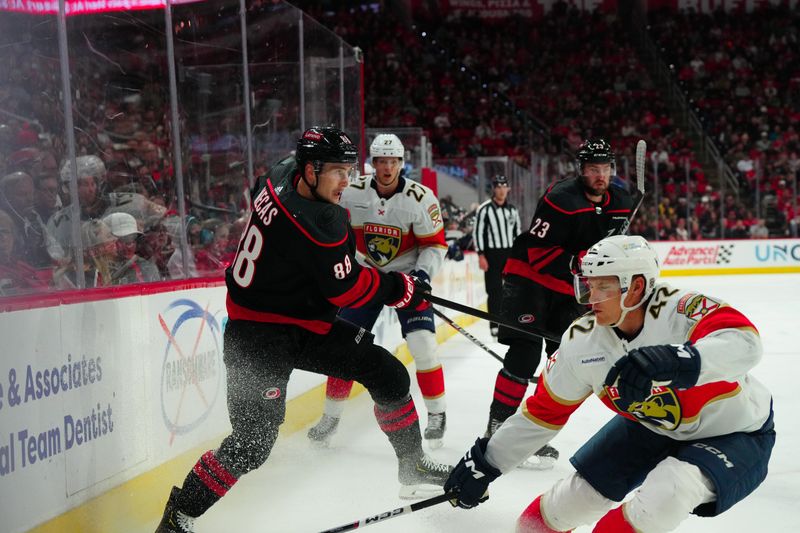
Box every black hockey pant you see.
[490,275,586,423]
[176,318,420,517]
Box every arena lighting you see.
[0,0,203,16]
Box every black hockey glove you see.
[604,342,701,403]
[388,272,431,311]
[445,437,502,510]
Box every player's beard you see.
[582,176,608,198]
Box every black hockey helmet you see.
[491,174,509,186]
[296,126,358,171]
[576,138,615,170]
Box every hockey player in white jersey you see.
[308,133,450,451]
[445,235,776,532]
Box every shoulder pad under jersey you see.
[291,200,349,245]
[543,178,588,212]
[262,157,349,245]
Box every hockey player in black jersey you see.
[484,139,636,468]
[156,127,452,533]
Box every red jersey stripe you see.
[504,258,574,294]
[415,228,447,247]
[226,295,332,334]
[678,382,742,421]
[688,306,758,343]
[522,375,587,428]
[328,267,377,308]
[348,267,381,308]
[527,246,560,266]
[543,190,610,214]
[269,178,348,248]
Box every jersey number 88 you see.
[232,224,264,287]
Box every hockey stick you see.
[318,492,456,533]
[423,293,560,343]
[621,139,647,235]
[434,307,541,383]
[433,307,505,364]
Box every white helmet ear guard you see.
[370,133,405,161]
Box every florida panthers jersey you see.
[485,282,773,473]
[341,175,447,277]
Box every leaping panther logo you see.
[607,385,683,430]
[364,223,402,266]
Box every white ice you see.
[188,274,800,532]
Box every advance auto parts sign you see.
[159,299,224,444]
[652,239,800,274]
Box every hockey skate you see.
[398,452,453,499]
[484,417,503,439]
[307,414,340,448]
[519,444,560,470]
[423,412,446,449]
[155,487,196,533]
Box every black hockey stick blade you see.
[318,492,456,533]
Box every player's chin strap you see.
[300,161,327,202]
[609,289,651,327]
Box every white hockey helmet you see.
[370,133,405,162]
[575,235,660,323]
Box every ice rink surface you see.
[185,274,799,533]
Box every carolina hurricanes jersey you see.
[341,175,447,277]
[503,177,634,295]
[225,157,405,335]
[485,282,773,473]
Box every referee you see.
[474,175,521,336]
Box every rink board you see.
[0,255,483,533]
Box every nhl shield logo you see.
[364,223,402,266]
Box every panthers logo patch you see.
[607,385,682,430]
[364,223,402,266]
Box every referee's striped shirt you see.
[474,199,521,252]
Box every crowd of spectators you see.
[0,6,274,297]
[2,2,799,299]
[648,6,800,238]
[300,2,715,237]
[300,1,799,241]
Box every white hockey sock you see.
[323,397,347,419]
